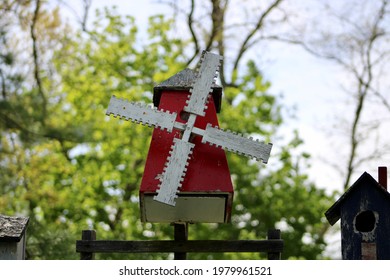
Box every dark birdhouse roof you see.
[153,68,223,113]
[325,172,390,225]
[0,215,29,242]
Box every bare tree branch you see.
[342,0,388,190]
[232,0,284,74]
[56,0,92,32]
[30,0,47,122]
[81,0,92,32]
[271,0,389,190]
[372,89,390,112]
[216,1,228,88]
[0,111,61,142]
[0,68,6,99]
[185,0,199,66]
[207,0,230,87]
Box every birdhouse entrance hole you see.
[355,210,376,233]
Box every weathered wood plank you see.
[76,239,283,254]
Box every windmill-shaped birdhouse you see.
[106,51,272,223]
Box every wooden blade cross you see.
[106,51,272,206]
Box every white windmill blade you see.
[154,138,195,206]
[202,124,272,164]
[106,95,177,132]
[184,51,223,116]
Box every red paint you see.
[139,90,234,222]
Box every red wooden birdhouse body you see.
[139,69,234,223]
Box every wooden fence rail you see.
[76,226,283,260]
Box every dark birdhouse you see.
[0,215,29,260]
[325,167,390,260]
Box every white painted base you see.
[140,194,231,223]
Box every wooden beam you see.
[76,239,283,254]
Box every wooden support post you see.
[80,230,96,260]
[267,229,281,260]
[174,223,188,260]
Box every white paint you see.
[142,195,228,223]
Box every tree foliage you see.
[0,2,334,259]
